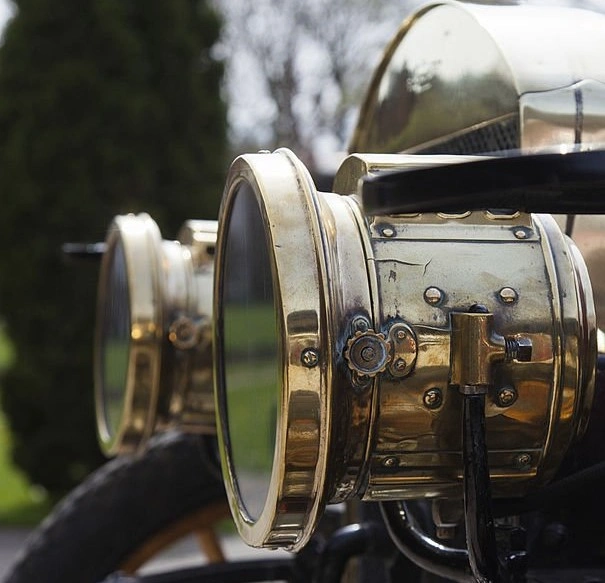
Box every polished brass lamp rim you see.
[95,213,164,456]
[214,149,333,551]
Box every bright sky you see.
[0,0,13,37]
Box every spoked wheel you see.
[118,501,231,573]
[4,431,231,583]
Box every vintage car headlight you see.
[95,213,216,455]
[213,148,596,550]
[211,0,604,557]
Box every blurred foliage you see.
[0,0,227,497]
[0,413,51,525]
[217,0,403,168]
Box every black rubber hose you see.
[380,501,473,583]
[313,522,393,583]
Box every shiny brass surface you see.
[345,330,391,377]
[345,0,603,504]
[520,80,605,150]
[214,150,596,547]
[350,1,605,154]
[95,214,216,456]
[450,312,507,390]
[387,323,417,378]
[215,0,604,551]
[450,311,533,392]
[95,214,163,455]
[169,220,217,434]
[214,149,377,550]
[554,214,605,331]
[349,1,605,331]
[363,209,594,500]
[332,153,481,196]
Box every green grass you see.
[223,303,278,353]
[225,368,278,473]
[101,339,129,436]
[0,324,52,526]
[223,302,279,473]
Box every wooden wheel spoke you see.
[120,501,231,573]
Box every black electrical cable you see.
[463,393,501,583]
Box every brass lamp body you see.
[213,149,596,550]
[95,214,216,455]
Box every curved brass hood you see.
[350,1,605,154]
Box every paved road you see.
[0,528,31,580]
[0,527,289,581]
[142,534,289,576]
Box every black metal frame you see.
[362,149,605,216]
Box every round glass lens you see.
[221,182,279,521]
[100,239,131,439]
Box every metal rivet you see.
[423,388,443,409]
[496,386,518,407]
[514,453,532,469]
[396,330,407,341]
[301,348,319,368]
[499,287,518,304]
[394,358,407,372]
[514,229,528,240]
[424,287,443,305]
[383,457,398,468]
[381,226,395,237]
[168,316,202,350]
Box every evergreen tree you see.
[0,0,226,496]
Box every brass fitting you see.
[450,308,532,393]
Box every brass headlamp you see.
[95,214,216,455]
[213,148,596,550]
[210,3,605,549]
